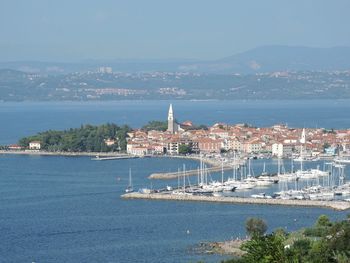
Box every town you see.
[126,104,349,159]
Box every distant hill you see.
[1,46,350,74]
[181,46,350,73]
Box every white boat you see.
[278,173,297,180]
[251,193,272,199]
[256,175,278,184]
[244,176,274,186]
[125,168,134,193]
[139,188,152,194]
[334,158,350,164]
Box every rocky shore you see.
[194,239,246,257]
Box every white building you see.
[98,66,113,74]
[29,141,41,150]
[272,143,283,157]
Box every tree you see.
[141,120,167,131]
[241,232,286,263]
[245,217,267,237]
[18,123,131,152]
[178,144,192,155]
[316,215,332,227]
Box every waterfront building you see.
[196,137,223,153]
[29,141,41,150]
[272,143,284,157]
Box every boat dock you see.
[148,165,232,179]
[121,192,350,211]
[91,155,141,161]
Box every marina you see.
[129,152,350,209]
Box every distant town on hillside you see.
[1,69,350,101]
[2,46,350,101]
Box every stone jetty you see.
[121,192,350,211]
[149,166,233,179]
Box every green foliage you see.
[304,215,333,237]
[245,218,267,237]
[316,215,332,227]
[222,216,350,263]
[18,123,131,152]
[142,120,168,131]
[285,238,311,262]
[241,232,286,263]
[178,144,193,155]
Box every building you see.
[8,144,22,150]
[167,104,179,134]
[104,138,116,146]
[196,137,223,153]
[29,141,41,150]
[98,66,113,74]
[272,143,283,157]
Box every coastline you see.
[194,240,246,257]
[0,150,131,157]
[0,150,219,166]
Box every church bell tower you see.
[167,104,178,133]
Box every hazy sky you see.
[1,0,350,61]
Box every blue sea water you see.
[0,100,350,263]
[0,99,350,145]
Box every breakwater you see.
[121,192,350,211]
[148,165,233,179]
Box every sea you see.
[0,100,350,263]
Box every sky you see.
[1,0,350,62]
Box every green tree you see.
[245,217,267,237]
[142,120,168,131]
[316,215,332,227]
[178,144,192,155]
[241,232,286,263]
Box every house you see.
[29,141,41,150]
[8,144,22,150]
[128,146,148,156]
[243,139,262,154]
[196,138,223,153]
[104,138,116,146]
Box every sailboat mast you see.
[221,158,224,184]
[183,164,186,192]
[129,168,132,187]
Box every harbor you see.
[121,192,350,211]
[123,152,350,210]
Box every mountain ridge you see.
[1,45,350,74]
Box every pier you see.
[121,192,350,211]
[91,155,141,161]
[149,165,233,179]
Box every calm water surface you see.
[0,100,350,145]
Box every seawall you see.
[121,192,350,211]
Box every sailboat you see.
[125,168,134,193]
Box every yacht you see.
[125,168,134,193]
[251,192,272,199]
